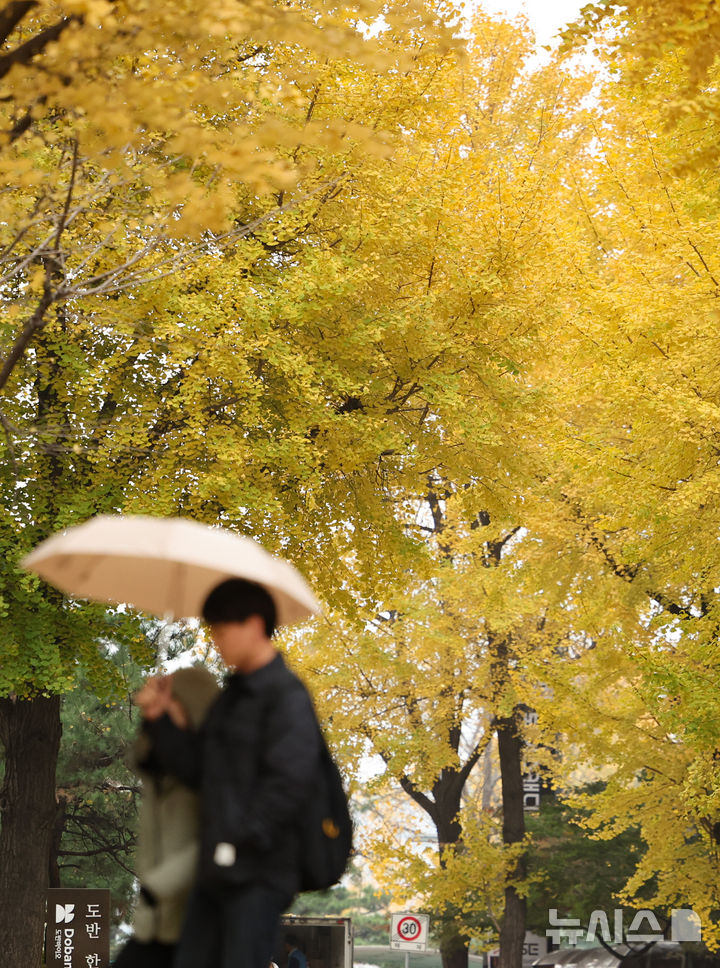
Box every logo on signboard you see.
[547,908,702,945]
[46,889,110,968]
[55,904,75,925]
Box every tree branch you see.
[0,0,36,46]
[561,494,704,619]
[398,772,437,820]
[457,731,493,788]
[0,15,78,81]
[0,289,56,394]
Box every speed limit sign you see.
[390,913,430,950]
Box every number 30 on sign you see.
[390,913,430,950]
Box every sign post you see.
[45,888,111,968]
[390,913,430,968]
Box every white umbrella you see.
[21,515,320,627]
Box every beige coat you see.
[130,665,219,944]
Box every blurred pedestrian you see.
[285,933,307,968]
[136,578,322,968]
[114,665,219,968]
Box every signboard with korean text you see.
[390,913,430,951]
[521,931,548,967]
[488,931,548,968]
[46,889,110,968]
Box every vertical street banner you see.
[520,706,553,813]
[521,707,541,812]
[46,888,111,968]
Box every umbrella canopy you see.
[21,515,320,627]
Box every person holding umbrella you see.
[135,576,322,968]
[23,516,324,968]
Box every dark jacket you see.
[145,654,321,898]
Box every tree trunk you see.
[49,793,68,889]
[439,930,471,968]
[496,711,527,968]
[0,694,63,968]
[435,780,470,968]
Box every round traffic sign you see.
[397,916,422,941]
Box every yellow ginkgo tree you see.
[523,44,720,946]
[0,6,463,964]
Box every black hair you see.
[201,578,277,637]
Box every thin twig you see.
[0,410,18,475]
